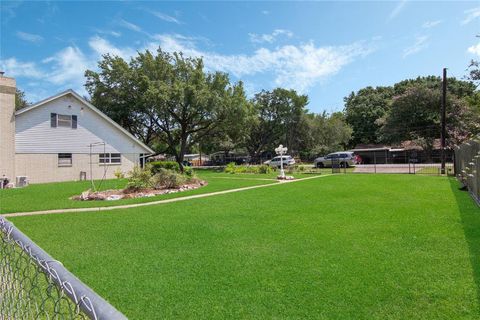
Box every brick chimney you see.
[0,72,16,181]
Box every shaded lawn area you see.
[0,172,278,214]
[7,174,480,319]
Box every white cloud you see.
[1,46,90,98]
[0,58,43,78]
[118,19,142,32]
[42,46,91,86]
[89,36,136,60]
[249,29,293,44]
[16,31,44,43]
[403,35,429,58]
[387,0,407,21]
[462,7,480,25]
[261,10,270,15]
[94,29,122,38]
[468,42,480,56]
[151,11,182,24]
[422,20,442,29]
[151,34,373,92]
[3,32,373,100]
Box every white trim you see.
[15,89,154,154]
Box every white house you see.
[0,75,154,184]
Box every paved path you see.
[2,174,331,218]
[208,176,278,181]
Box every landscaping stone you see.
[71,181,208,201]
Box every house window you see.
[99,153,122,165]
[57,114,72,127]
[58,153,72,167]
[51,113,77,129]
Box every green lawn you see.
[6,174,480,319]
[0,171,279,213]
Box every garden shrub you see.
[224,162,236,174]
[149,161,180,174]
[257,164,273,174]
[152,168,186,189]
[183,166,195,177]
[225,163,275,174]
[235,166,248,174]
[127,166,153,190]
[114,168,125,179]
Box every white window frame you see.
[57,114,72,127]
[58,153,72,167]
[99,153,122,165]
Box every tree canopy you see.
[344,76,479,148]
[83,48,479,163]
[15,89,29,110]
[86,49,248,170]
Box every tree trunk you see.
[177,136,188,172]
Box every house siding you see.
[15,94,148,154]
[15,153,138,184]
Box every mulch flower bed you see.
[71,180,208,201]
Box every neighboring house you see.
[351,141,453,164]
[165,154,209,166]
[0,75,153,184]
[209,150,250,165]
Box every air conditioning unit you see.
[16,176,29,188]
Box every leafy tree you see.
[86,49,247,171]
[15,89,29,110]
[466,60,480,85]
[344,86,394,146]
[245,88,308,159]
[302,111,352,159]
[393,76,476,98]
[379,86,480,152]
[345,76,478,147]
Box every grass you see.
[0,171,278,214]
[7,174,480,319]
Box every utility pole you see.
[441,68,447,174]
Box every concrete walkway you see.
[3,174,331,218]
[208,176,278,181]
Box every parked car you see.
[313,151,356,168]
[264,155,296,168]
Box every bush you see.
[225,163,274,174]
[114,168,125,179]
[152,168,186,189]
[149,161,180,174]
[257,164,273,174]
[127,166,153,190]
[183,166,195,177]
[224,162,236,174]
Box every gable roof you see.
[15,89,154,154]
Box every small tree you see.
[15,89,29,110]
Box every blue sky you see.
[1,1,479,113]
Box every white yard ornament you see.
[275,144,288,178]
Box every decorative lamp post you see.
[275,144,288,178]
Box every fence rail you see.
[455,138,480,205]
[0,216,127,320]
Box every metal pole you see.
[441,67,447,174]
[89,144,94,190]
[374,151,377,173]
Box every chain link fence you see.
[0,216,127,320]
[455,138,480,205]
